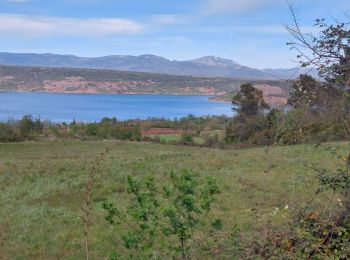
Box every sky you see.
[0,0,348,69]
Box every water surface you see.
[0,92,232,122]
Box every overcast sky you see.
[0,0,348,68]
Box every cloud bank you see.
[0,14,143,37]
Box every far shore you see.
[0,90,231,102]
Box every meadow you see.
[0,140,348,259]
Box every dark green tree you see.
[232,83,269,116]
[18,115,35,138]
[226,84,270,143]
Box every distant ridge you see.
[0,52,318,80]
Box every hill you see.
[0,52,317,79]
[0,64,291,105]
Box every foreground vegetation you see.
[0,140,348,259]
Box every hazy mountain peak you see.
[191,56,240,68]
[138,54,169,60]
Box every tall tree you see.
[286,4,350,90]
[226,84,270,143]
[232,83,269,116]
[286,3,350,133]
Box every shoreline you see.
[0,90,214,97]
[0,90,232,103]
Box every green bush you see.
[0,122,21,142]
[181,133,193,143]
[103,170,225,259]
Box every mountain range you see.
[0,52,317,80]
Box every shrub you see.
[181,133,193,143]
[0,122,20,142]
[103,170,222,259]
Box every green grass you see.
[147,134,205,144]
[0,140,348,259]
[147,134,181,142]
[193,136,205,144]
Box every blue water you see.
[0,92,232,122]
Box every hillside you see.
[0,52,317,79]
[0,64,290,105]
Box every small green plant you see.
[181,133,193,143]
[162,170,220,259]
[103,170,220,259]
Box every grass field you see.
[0,140,348,259]
[147,134,182,142]
[146,134,206,145]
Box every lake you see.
[0,92,233,122]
